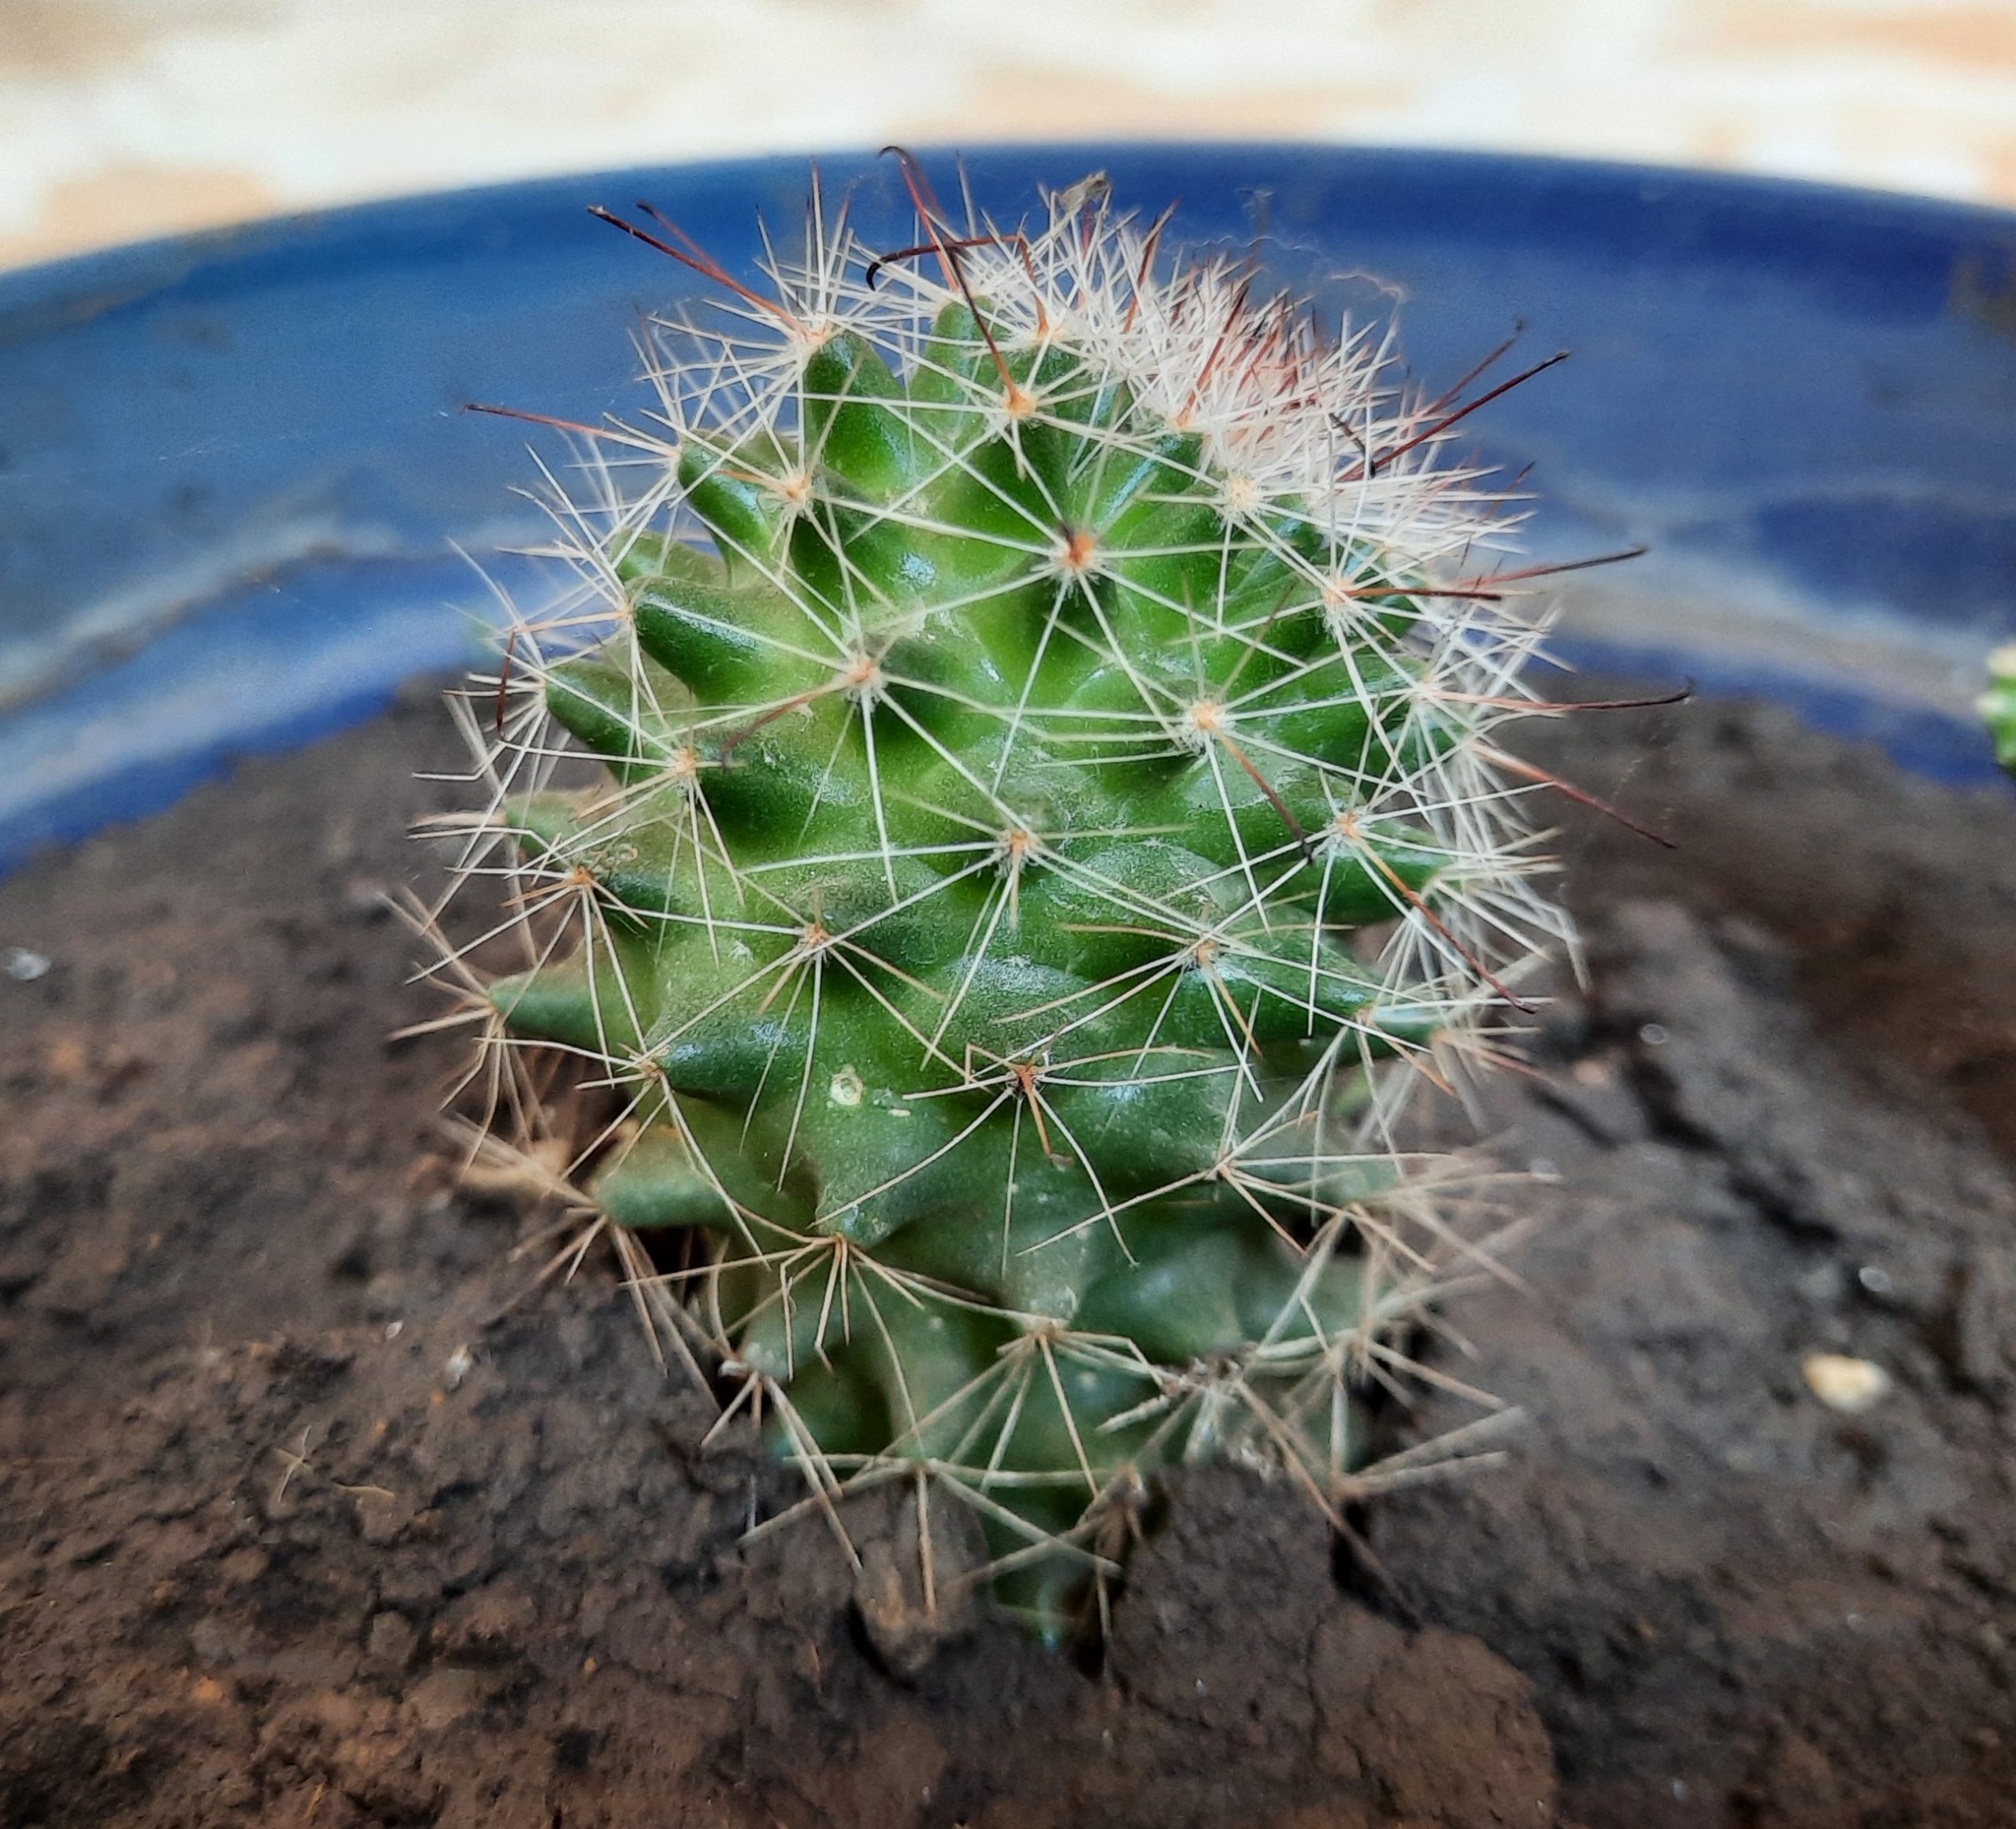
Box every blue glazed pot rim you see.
[7,141,2016,308]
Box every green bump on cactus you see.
[452,175,1571,1641]
[1984,644,2016,775]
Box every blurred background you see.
[7,0,2016,273]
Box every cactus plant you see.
[1984,644,2016,774]
[442,168,1570,1641]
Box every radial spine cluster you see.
[451,173,1569,1638]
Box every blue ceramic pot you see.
[2,145,2012,872]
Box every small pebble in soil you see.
[1802,1353,1893,1413]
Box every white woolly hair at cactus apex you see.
[417,160,1597,1646]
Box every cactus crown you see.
[447,172,1567,1639]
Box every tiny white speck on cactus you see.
[423,165,1575,1644]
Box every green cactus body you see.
[1984,644,2016,774]
[465,180,1564,1638]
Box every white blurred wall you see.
[5,0,2015,268]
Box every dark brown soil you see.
[2,684,2013,1828]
